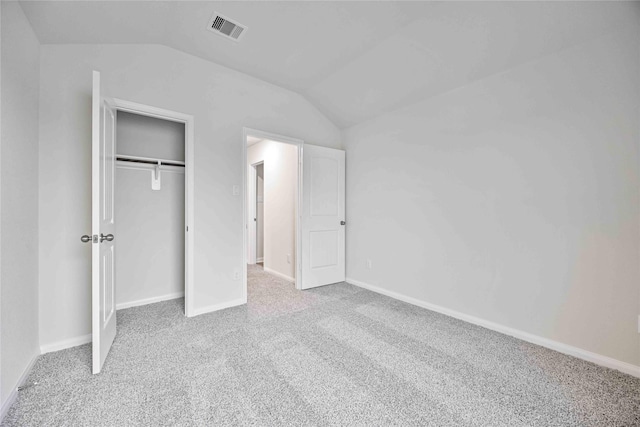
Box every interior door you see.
[256,166,264,262]
[92,70,117,374]
[301,144,345,289]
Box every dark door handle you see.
[100,233,114,242]
[340,221,346,226]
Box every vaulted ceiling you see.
[19,1,639,128]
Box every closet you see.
[114,111,185,309]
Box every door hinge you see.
[92,235,99,243]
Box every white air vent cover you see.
[206,12,247,42]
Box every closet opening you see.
[113,108,192,314]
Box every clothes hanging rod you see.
[115,154,185,167]
[115,160,185,176]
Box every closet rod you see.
[115,154,185,167]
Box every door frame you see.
[113,98,196,317]
[248,161,264,265]
[242,127,303,295]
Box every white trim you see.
[242,129,248,302]
[40,334,92,355]
[112,99,192,123]
[0,354,38,422]
[346,277,640,379]
[256,257,264,263]
[190,297,246,317]
[264,267,295,283]
[112,98,195,318]
[116,292,185,310]
[242,128,303,296]
[247,160,263,265]
[185,115,195,317]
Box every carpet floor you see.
[3,265,639,426]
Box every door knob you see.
[340,221,346,225]
[100,233,114,242]
[80,235,92,243]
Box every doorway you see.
[245,130,301,292]
[114,111,185,311]
[242,127,347,299]
[112,99,195,316]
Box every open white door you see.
[301,145,346,289]
[91,70,117,374]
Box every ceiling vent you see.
[206,12,247,42]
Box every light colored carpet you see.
[3,265,639,426]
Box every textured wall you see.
[1,1,40,408]
[344,26,640,367]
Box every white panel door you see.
[92,70,117,374]
[301,145,345,289]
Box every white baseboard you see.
[38,294,241,351]
[116,291,184,310]
[346,277,640,379]
[40,333,92,355]
[264,267,295,283]
[256,257,264,263]
[1,353,39,422]
[189,297,246,317]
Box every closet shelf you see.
[116,154,185,167]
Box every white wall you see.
[117,111,185,161]
[115,166,184,308]
[344,26,640,367]
[1,1,40,410]
[248,140,298,280]
[38,44,340,348]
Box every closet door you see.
[92,70,117,374]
